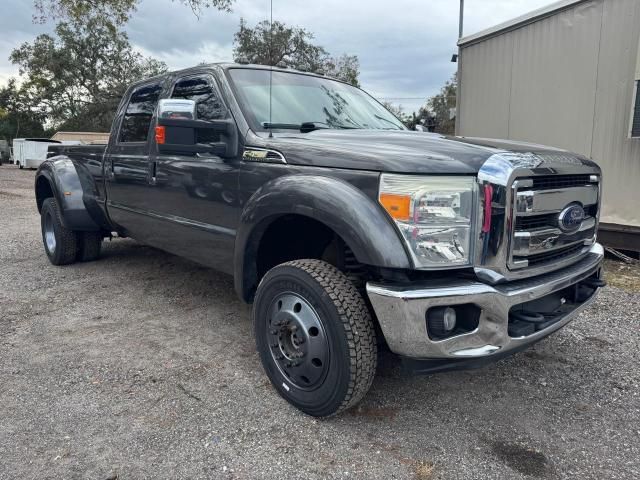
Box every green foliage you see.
[0,79,48,142]
[425,73,457,134]
[323,54,360,88]
[381,101,410,125]
[33,0,233,24]
[233,19,361,86]
[9,16,167,132]
[233,19,326,71]
[394,74,457,133]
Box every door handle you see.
[105,156,115,179]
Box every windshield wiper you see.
[262,121,359,133]
[373,114,404,130]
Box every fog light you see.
[427,306,457,338]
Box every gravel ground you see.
[1,163,639,480]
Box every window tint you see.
[119,84,162,143]
[171,75,226,121]
[171,75,226,144]
[228,69,406,132]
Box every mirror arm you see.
[157,117,233,134]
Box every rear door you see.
[146,72,240,273]
[105,81,164,241]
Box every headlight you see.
[379,174,476,268]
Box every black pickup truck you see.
[35,64,605,417]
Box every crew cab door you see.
[105,80,164,242]
[145,72,240,274]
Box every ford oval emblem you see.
[558,203,585,232]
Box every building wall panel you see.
[458,35,513,138]
[458,0,640,228]
[590,0,640,226]
[507,0,602,154]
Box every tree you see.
[425,73,457,134]
[9,16,167,132]
[0,80,49,142]
[33,0,233,24]
[233,19,361,86]
[381,101,410,125]
[323,54,360,88]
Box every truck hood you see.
[261,130,590,174]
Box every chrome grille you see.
[508,176,599,271]
[515,204,597,230]
[530,174,594,190]
[521,243,585,267]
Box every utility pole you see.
[459,0,465,39]
[454,0,464,135]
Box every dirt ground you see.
[1,163,639,479]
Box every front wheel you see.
[253,259,377,417]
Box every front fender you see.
[35,157,102,231]
[234,174,411,300]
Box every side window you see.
[171,75,226,144]
[119,83,162,143]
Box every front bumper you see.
[366,243,604,361]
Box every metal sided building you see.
[456,0,640,251]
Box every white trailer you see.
[12,138,64,169]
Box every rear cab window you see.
[119,83,163,143]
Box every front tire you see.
[253,259,377,417]
[41,197,78,265]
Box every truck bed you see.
[47,143,107,159]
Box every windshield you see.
[227,68,406,132]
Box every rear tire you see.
[77,231,103,262]
[41,197,78,265]
[253,259,377,417]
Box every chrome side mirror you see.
[155,98,238,158]
[157,99,197,120]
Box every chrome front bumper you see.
[366,243,604,360]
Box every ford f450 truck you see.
[35,64,605,417]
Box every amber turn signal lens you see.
[155,126,166,145]
[380,193,410,221]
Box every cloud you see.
[1,0,553,113]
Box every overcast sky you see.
[0,0,553,113]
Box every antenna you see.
[268,0,274,138]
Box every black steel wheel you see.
[267,292,330,390]
[40,197,78,265]
[253,259,377,417]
